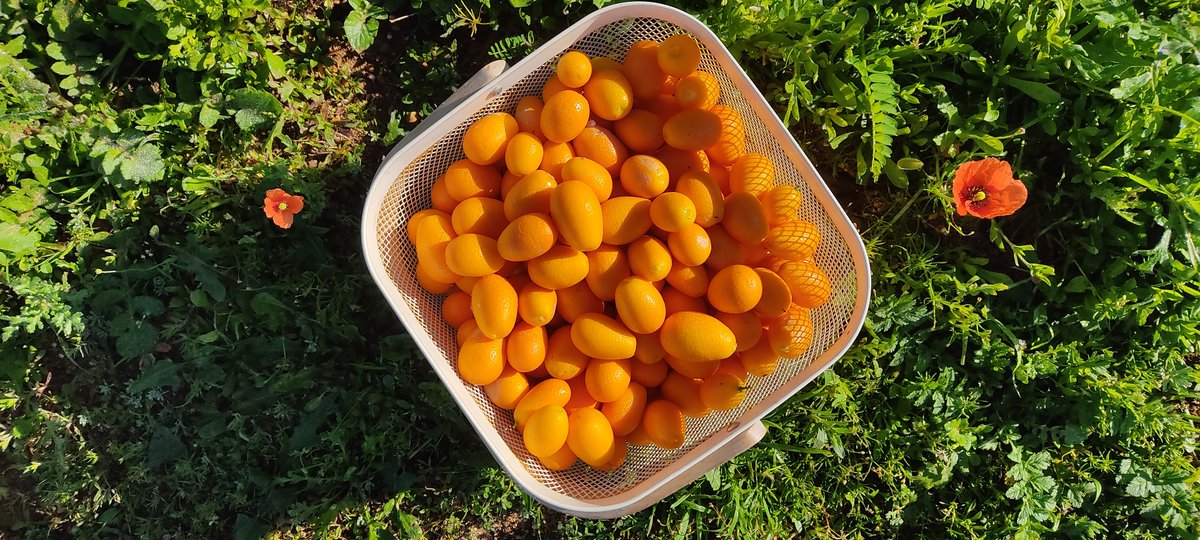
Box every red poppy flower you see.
[263,188,305,229]
[952,157,1027,219]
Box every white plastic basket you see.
[361,2,871,519]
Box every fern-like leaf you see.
[856,57,901,182]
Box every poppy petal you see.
[264,199,279,218]
[273,211,294,229]
[285,195,305,213]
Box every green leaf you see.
[0,223,39,256]
[344,10,380,52]
[146,426,186,468]
[199,103,221,128]
[116,321,158,359]
[128,360,181,393]
[228,89,282,131]
[129,296,166,317]
[234,515,270,540]
[120,143,165,184]
[1002,77,1062,104]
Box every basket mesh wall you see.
[372,17,860,500]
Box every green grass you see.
[2,0,1199,538]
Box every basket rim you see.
[359,1,873,518]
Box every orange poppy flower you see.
[263,188,305,229]
[952,157,1027,219]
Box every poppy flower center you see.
[968,188,988,203]
[277,202,289,211]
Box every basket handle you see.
[383,59,509,162]
[620,420,767,517]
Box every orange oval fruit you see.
[556,51,592,88]
[583,69,634,121]
[595,437,628,472]
[415,263,454,293]
[704,225,745,271]
[656,146,709,180]
[619,155,670,198]
[613,109,665,153]
[627,236,673,282]
[564,376,598,413]
[524,405,569,458]
[542,74,569,100]
[471,274,518,339]
[768,304,814,357]
[722,192,770,245]
[642,400,686,449]
[760,185,802,225]
[752,267,792,318]
[704,105,746,166]
[514,95,544,135]
[740,337,779,377]
[675,170,724,227]
[633,331,667,366]
[664,263,708,298]
[662,109,723,152]
[661,286,707,315]
[630,356,669,386]
[699,372,746,411]
[601,382,647,437]
[667,223,712,267]
[614,277,667,334]
[660,372,710,417]
[560,157,613,202]
[443,159,502,201]
[430,176,457,212]
[503,170,555,220]
[545,327,590,380]
[572,126,628,177]
[457,332,505,385]
[707,265,763,314]
[622,40,668,103]
[776,260,831,308]
[445,233,504,277]
[414,213,460,283]
[660,311,736,362]
[584,244,630,301]
[407,209,449,244]
[650,192,697,233]
[657,34,701,77]
[584,357,633,403]
[518,281,557,327]
[551,180,604,251]
[555,281,604,323]
[571,313,636,360]
[567,407,616,466]
[505,132,544,176]
[730,153,776,196]
[497,213,557,262]
[483,366,530,409]
[600,196,653,245]
[715,310,764,352]
[462,113,519,165]
[506,322,547,373]
[457,319,482,348]
[538,440,577,471]
[541,90,590,143]
[442,290,473,328]
[451,197,507,237]
[675,71,720,110]
[765,220,821,261]
[514,378,571,429]
[665,355,721,379]
[527,245,589,290]
[539,140,575,177]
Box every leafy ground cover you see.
[2,0,1199,537]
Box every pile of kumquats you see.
[406,34,832,472]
